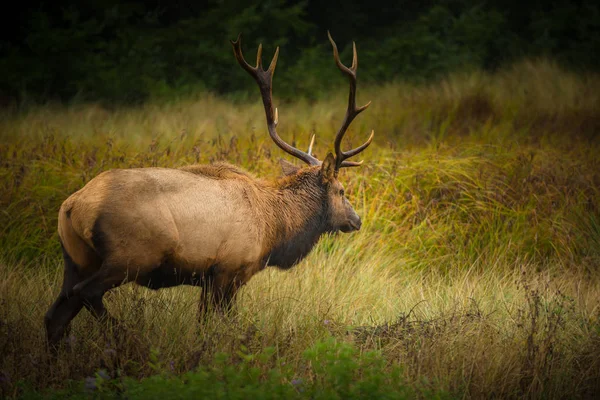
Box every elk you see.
[44,32,374,346]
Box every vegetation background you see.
[1,0,599,399]
[1,0,600,104]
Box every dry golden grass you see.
[2,255,598,398]
[1,59,599,398]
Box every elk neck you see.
[262,169,330,269]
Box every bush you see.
[17,339,450,399]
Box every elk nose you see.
[351,215,362,231]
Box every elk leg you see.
[197,266,254,321]
[73,265,142,348]
[45,246,83,347]
[45,295,85,347]
[213,283,237,313]
[83,295,122,336]
[197,278,238,320]
[83,294,120,327]
[71,262,126,299]
[83,295,108,319]
[213,273,247,313]
[198,285,212,319]
[71,264,126,327]
[83,294,132,352]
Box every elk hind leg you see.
[83,294,131,352]
[71,261,126,299]
[72,262,130,337]
[45,246,85,347]
[83,293,123,337]
[83,294,119,326]
[45,296,85,348]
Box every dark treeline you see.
[1,0,599,104]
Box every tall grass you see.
[1,59,599,398]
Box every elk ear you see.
[279,158,300,176]
[320,152,336,183]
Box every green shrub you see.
[17,339,450,399]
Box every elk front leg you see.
[197,268,250,321]
[197,280,239,320]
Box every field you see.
[1,60,600,398]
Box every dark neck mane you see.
[263,170,330,269]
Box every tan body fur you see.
[60,165,268,286]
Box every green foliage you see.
[301,338,416,400]
[0,1,311,104]
[16,339,448,399]
[1,1,599,104]
[361,5,507,82]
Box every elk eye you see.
[339,189,345,196]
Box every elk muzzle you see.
[341,209,362,232]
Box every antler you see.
[231,34,320,166]
[328,31,374,170]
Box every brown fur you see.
[45,154,362,345]
[179,162,254,180]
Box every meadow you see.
[1,60,599,398]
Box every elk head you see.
[231,32,374,234]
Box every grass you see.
[1,59,599,398]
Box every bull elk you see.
[45,32,374,345]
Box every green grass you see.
[1,59,599,398]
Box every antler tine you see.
[231,34,320,166]
[307,134,316,156]
[256,43,263,69]
[327,31,374,170]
